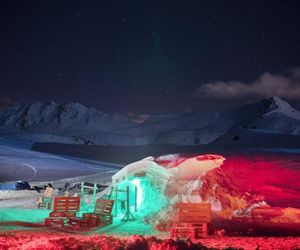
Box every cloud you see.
[197,67,300,100]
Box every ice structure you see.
[110,153,300,231]
[110,154,225,229]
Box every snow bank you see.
[112,157,170,185]
[0,190,37,200]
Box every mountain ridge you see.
[0,96,299,146]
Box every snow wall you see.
[111,154,225,228]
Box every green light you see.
[0,208,50,223]
[131,179,142,208]
[112,176,168,220]
[111,157,171,221]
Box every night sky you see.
[1,0,300,114]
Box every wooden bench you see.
[45,196,80,227]
[251,206,283,221]
[170,203,211,240]
[36,187,54,210]
[78,199,114,227]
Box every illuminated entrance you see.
[111,157,170,219]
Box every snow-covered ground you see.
[29,127,300,165]
[2,232,299,250]
[0,138,122,210]
[0,139,121,182]
[0,96,299,221]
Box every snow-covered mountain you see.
[0,96,299,146]
[0,101,133,131]
[251,96,300,135]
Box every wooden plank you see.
[178,203,211,223]
[170,223,208,239]
[170,203,211,239]
[82,199,114,226]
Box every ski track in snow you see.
[0,142,120,182]
[20,162,37,180]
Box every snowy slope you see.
[111,96,300,145]
[0,97,299,146]
[0,139,120,182]
[252,96,300,135]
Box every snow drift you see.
[110,154,300,231]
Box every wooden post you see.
[134,185,137,213]
[93,183,97,207]
[81,182,84,196]
[121,186,135,222]
[93,183,97,196]
[114,185,118,216]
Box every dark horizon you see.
[1,1,300,114]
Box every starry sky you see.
[1,0,300,114]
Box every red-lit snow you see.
[0,231,299,250]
